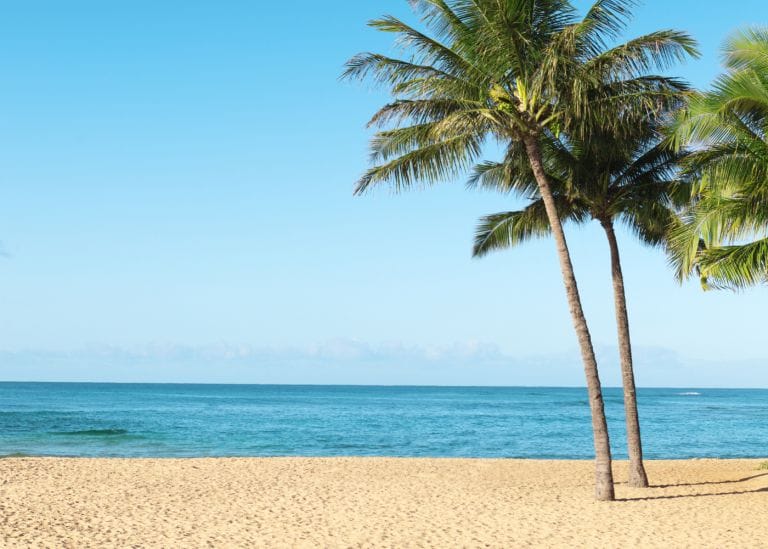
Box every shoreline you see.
[2,454,768,460]
[2,457,766,547]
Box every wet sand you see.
[1,457,766,547]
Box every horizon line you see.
[0,380,765,390]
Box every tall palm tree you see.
[472,121,689,488]
[344,0,696,500]
[669,28,768,289]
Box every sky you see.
[0,0,766,387]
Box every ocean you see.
[0,382,765,459]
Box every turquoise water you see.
[0,383,765,459]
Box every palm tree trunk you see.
[600,219,649,488]
[523,135,615,501]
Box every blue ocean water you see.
[0,383,765,459]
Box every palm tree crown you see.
[472,123,688,257]
[669,28,768,289]
[344,0,696,195]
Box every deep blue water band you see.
[1,383,765,459]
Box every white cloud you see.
[0,340,765,387]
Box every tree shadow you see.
[616,484,768,502]
[618,486,768,501]
[651,472,768,489]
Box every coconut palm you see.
[472,119,690,488]
[344,0,696,500]
[668,28,768,289]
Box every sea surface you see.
[0,383,765,459]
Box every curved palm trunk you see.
[523,136,615,501]
[601,220,649,488]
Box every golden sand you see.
[0,457,766,547]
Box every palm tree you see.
[344,0,696,500]
[669,28,768,289]
[472,120,689,488]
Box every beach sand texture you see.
[1,457,766,548]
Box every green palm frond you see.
[619,200,676,247]
[473,197,587,257]
[697,237,768,289]
[583,31,699,79]
[579,0,635,44]
[367,99,479,128]
[666,212,706,283]
[355,132,484,194]
[668,27,768,289]
[342,53,459,87]
[473,206,551,257]
[724,27,768,72]
[369,123,443,163]
[410,0,471,42]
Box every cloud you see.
[0,340,764,387]
[301,339,503,362]
[0,340,530,385]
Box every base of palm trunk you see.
[595,464,615,501]
[595,483,615,501]
[628,463,649,488]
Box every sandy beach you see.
[0,458,765,547]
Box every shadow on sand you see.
[617,472,768,501]
[651,472,768,489]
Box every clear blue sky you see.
[0,0,766,386]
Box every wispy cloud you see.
[0,341,764,387]
[35,339,507,364]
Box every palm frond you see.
[473,202,550,257]
[473,196,589,257]
[668,28,768,289]
[696,237,768,289]
[355,132,484,194]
